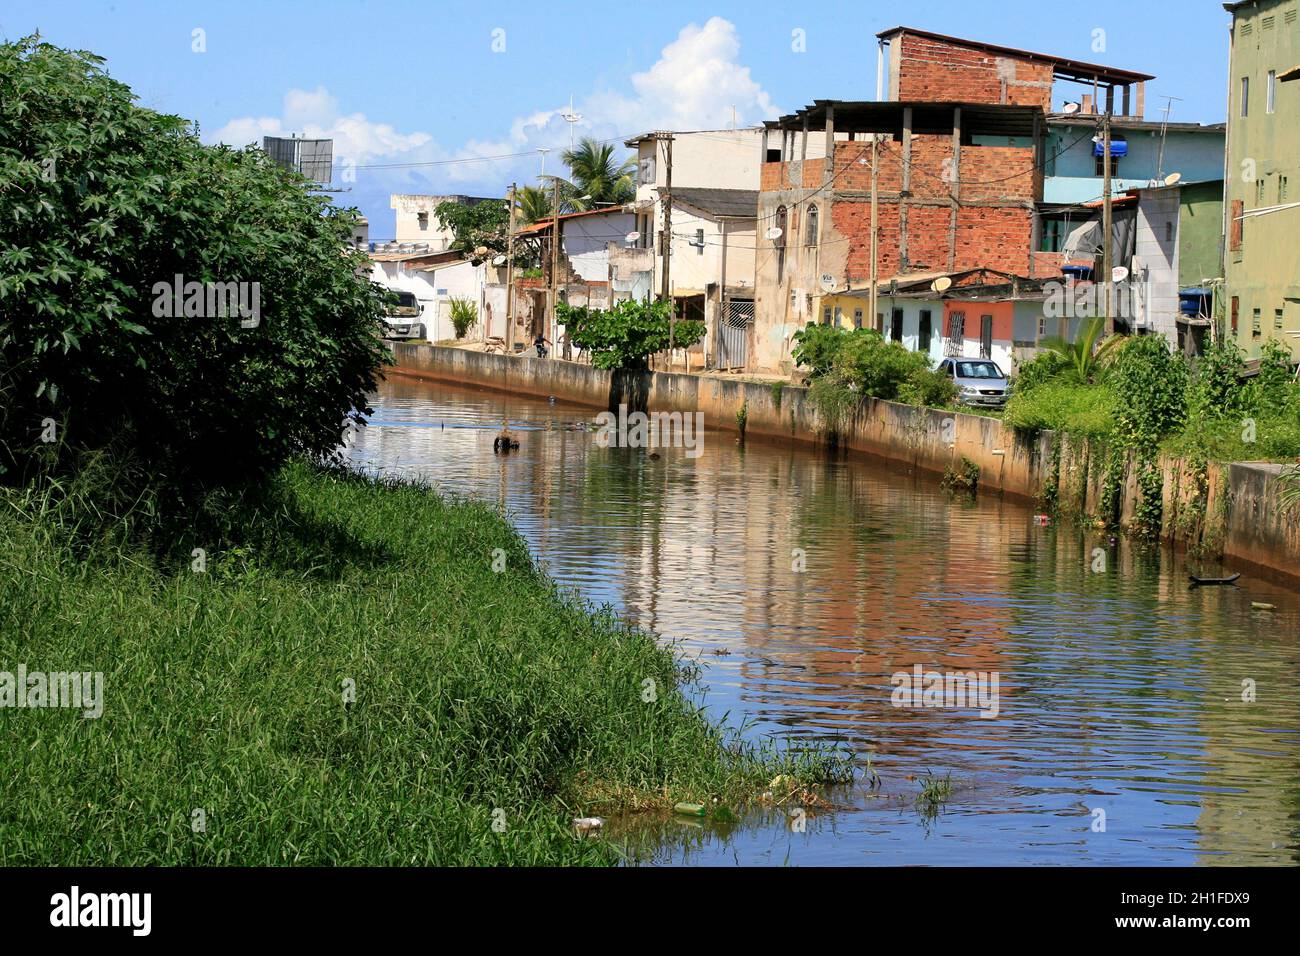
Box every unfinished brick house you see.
[748,27,1154,372]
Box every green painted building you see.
[1224,0,1300,358]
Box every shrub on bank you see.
[0,37,387,497]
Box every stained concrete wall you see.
[388,344,1300,582]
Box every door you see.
[980,314,993,359]
[891,308,904,342]
[918,310,932,353]
[717,298,753,370]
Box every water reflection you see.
[350,374,1300,866]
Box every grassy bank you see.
[0,463,849,865]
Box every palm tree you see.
[1280,466,1300,513]
[516,184,554,224]
[559,138,636,211]
[1038,315,1122,383]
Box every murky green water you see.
[350,374,1300,866]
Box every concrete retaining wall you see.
[388,344,1300,583]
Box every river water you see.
[350,374,1300,866]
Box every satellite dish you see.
[1164,172,1182,187]
[1062,102,1081,115]
[624,231,639,244]
[492,255,507,266]
[1111,266,1130,284]
[764,226,783,241]
[931,277,953,293]
[819,273,836,292]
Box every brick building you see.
[747,28,1156,372]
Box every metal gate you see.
[717,299,753,370]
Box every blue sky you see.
[4,1,1233,234]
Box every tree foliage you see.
[434,198,510,263]
[0,36,388,495]
[555,138,636,211]
[559,298,704,370]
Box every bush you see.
[1012,350,1074,393]
[898,366,958,408]
[1108,334,1188,446]
[1003,380,1119,439]
[448,298,477,339]
[560,298,704,370]
[791,323,851,377]
[834,329,931,400]
[0,37,386,496]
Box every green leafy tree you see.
[0,36,387,493]
[434,198,510,262]
[560,299,703,370]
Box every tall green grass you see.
[0,463,850,865]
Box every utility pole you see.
[658,132,674,304]
[504,182,517,353]
[869,132,880,333]
[549,176,561,352]
[1101,111,1114,335]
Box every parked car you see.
[381,291,425,340]
[936,357,1011,408]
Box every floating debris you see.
[1252,602,1276,611]
[573,816,605,833]
[673,802,706,816]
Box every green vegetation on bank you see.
[791,324,957,433]
[0,462,852,865]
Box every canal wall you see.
[387,344,1300,583]
[387,343,1054,499]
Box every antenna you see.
[537,147,551,179]
[560,95,582,150]
[1155,95,1183,181]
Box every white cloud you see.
[209,18,778,225]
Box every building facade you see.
[1224,0,1300,357]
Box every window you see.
[1241,77,1250,118]
[1231,296,1240,334]
[834,306,843,326]
[1280,176,1289,203]
[695,228,704,256]
[1230,199,1244,253]
[775,206,788,284]
[1276,308,1285,330]
[1256,179,1266,205]
[805,204,819,247]
[417,211,429,230]
[1095,153,1120,177]
[854,309,864,329]
[1252,308,1262,337]
[638,214,652,249]
[823,307,832,325]
[1267,71,1277,114]
[1037,316,1047,337]
[949,311,965,340]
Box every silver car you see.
[936,358,1011,408]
